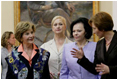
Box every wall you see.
[1,1,117,35]
[1,1,14,35]
[99,1,117,30]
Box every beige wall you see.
[1,1,117,36]
[1,1,14,35]
[99,1,117,30]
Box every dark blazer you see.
[77,30,117,79]
[6,45,50,79]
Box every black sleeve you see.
[108,46,117,78]
[41,59,50,79]
[6,64,17,79]
[77,42,100,75]
[77,55,99,75]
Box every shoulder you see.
[97,38,104,45]
[41,39,53,47]
[88,41,97,46]
[40,48,50,57]
[6,46,19,59]
[64,42,75,48]
[1,47,8,52]
[66,38,73,43]
[87,41,97,50]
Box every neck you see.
[104,30,114,42]
[22,43,33,51]
[7,45,12,53]
[54,33,66,41]
[76,39,88,47]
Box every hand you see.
[71,47,84,59]
[50,72,60,79]
[50,72,56,79]
[95,63,110,75]
[57,72,60,79]
[67,3,75,13]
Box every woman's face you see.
[7,34,16,46]
[52,19,66,34]
[22,29,35,45]
[73,23,86,42]
[92,22,104,38]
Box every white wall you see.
[1,1,14,35]
[113,1,117,30]
[1,1,117,36]
[99,1,117,30]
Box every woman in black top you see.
[71,12,117,79]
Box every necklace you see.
[106,41,111,46]
[77,41,88,49]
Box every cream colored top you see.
[41,37,72,77]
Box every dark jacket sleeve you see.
[77,42,100,75]
[41,52,50,79]
[6,64,17,79]
[108,45,117,78]
[77,55,99,75]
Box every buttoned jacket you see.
[41,37,72,77]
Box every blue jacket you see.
[5,45,50,79]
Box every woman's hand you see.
[50,72,60,79]
[95,63,110,75]
[71,47,84,59]
[50,72,55,79]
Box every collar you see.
[75,40,89,48]
[17,43,38,66]
[50,37,68,45]
[18,43,38,52]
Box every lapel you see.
[50,39,58,54]
[18,49,40,68]
[59,38,71,53]
[49,38,69,55]
[96,39,105,63]
[32,49,39,67]
[107,31,117,54]
[18,52,30,68]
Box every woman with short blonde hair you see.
[41,16,72,78]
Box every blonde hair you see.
[1,31,13,47]
[51,16,67,27]
[15,21,36,43]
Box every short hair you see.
[15,21,36,43]
[51,16,67,27]
[89,12,114,31]
[70,17,92,39]
[1,31,13,47]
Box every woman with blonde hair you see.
[41,16,72,78]
[5,21,50,79]
[1,31,16,79]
